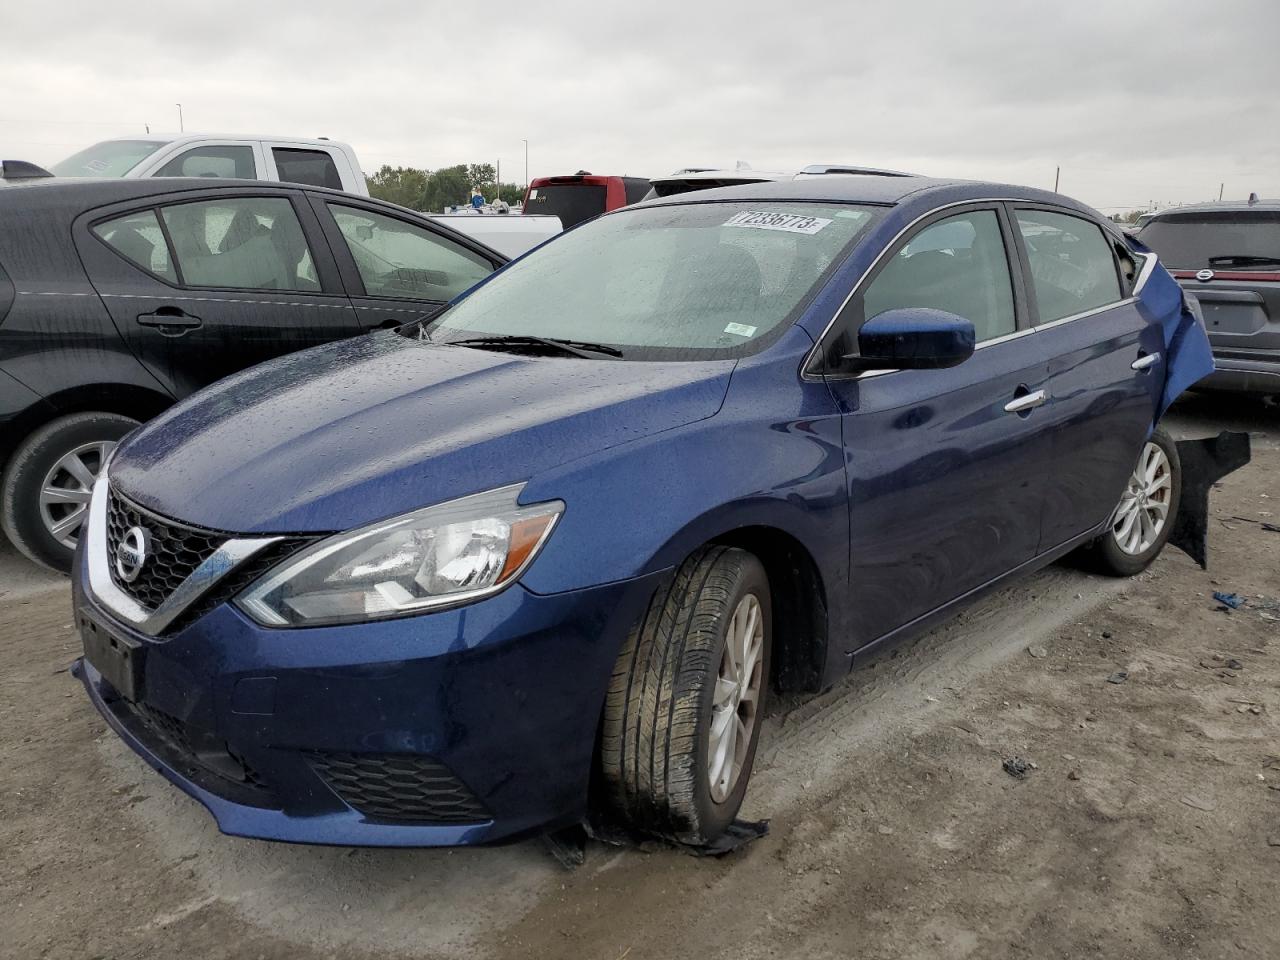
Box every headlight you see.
[236,484,562,627]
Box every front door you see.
[80,190,365,397]
[1008,206,1164,550]
[820,206,1053,647]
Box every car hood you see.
[111,332,734,533]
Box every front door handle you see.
[137,309,203,337]
[1131,352,1160,371]
[1004,388,1048,414]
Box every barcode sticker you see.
[723,211,832,235]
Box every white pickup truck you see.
[48,134,561,257]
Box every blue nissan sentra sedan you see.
[72,175,1213,847]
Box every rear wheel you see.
[1079,426,1181,577]
[600,546,771,845]
[1,413,138,572]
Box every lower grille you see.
[309,752,489,823]
[123,701,274,803]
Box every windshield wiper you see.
[1207,255,1280,267]
[448,335,623,359]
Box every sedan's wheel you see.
[1080,425,1181,577]
[600,546,772,845]
[1111,440,1172,556]
[1,413,139,572]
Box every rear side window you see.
[93,210,178,282]
[523,184,607,228]
[328,204,493,301]
[273,148,343,189]
[1140,211,1280,270]
[160,197,319,291]
[1016,210,1121,323]
[155,145,257,179]
[862,210,1016,343]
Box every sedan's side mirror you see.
[847,307,976,371]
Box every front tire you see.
[600,546,772,845]
[1,412,138,572]
[1080,426,1181,577]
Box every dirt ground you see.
[2,393,1277,960]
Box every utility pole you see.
[176,103,184,132]
[523,139,529,191]
[495,158,500,201]
[1053,166,1060,192]
[1219,182,1224,201]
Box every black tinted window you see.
[272,148,343,189]
[523,184,607,228]
[1140,211,1280,270]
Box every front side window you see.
[428,201,879,360]
[51,140,165,178]
[329,205,494,301]
[1016,210,1121,323]
[861,210,1016,343]
[160,197,319,291]
[273,148,343,190]
[92,210,177,282]
[1139,211,1280,270]
[155,145,257,179]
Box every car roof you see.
[91,133,352,148]
[638,175,1070,208]
[1146,199,1280,218]
[0,177,348,201]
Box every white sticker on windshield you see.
[724,322,757,338]
[723,211,833,235]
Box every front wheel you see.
[1,412,139,572]
[600,546,771,845]
[1080,426,1181,577]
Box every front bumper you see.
[73,547,661,846]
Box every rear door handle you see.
[137,310,203,336]
[1004,389,1048,414]
[1131,352,1160,371]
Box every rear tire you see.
[1,413,138,573]
[1078,426,1181,577]
[600,546,771,845]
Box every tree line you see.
[365,163,526,212]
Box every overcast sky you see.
[3,0,1278,213]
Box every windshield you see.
[1140,211,1280,270]
[427,201,878,360]
[51,139,166,178]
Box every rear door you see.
[819,204,1052,645]
[309,196,501,329]
[1009,205,1164,550]
[78,189,364,397]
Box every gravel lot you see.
[2,392,1276,960]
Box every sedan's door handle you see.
[1131,352,1160,371]
[137,309,203,336]
[1004,389,1048,414]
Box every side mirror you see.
[848,307,976,371]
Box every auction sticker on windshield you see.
[723,211,833,235]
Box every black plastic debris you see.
[1213,591,1245,610]
[1002,757,1036,779]
[542,815,770,868]
[1168,432,1252,569]
[1106,671,1129,684]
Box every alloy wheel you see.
[1111,441,1171,556]
[708,593,765,803]
[38,440,114,549]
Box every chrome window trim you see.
[804,199,1158,382]
[84,478,280,637]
